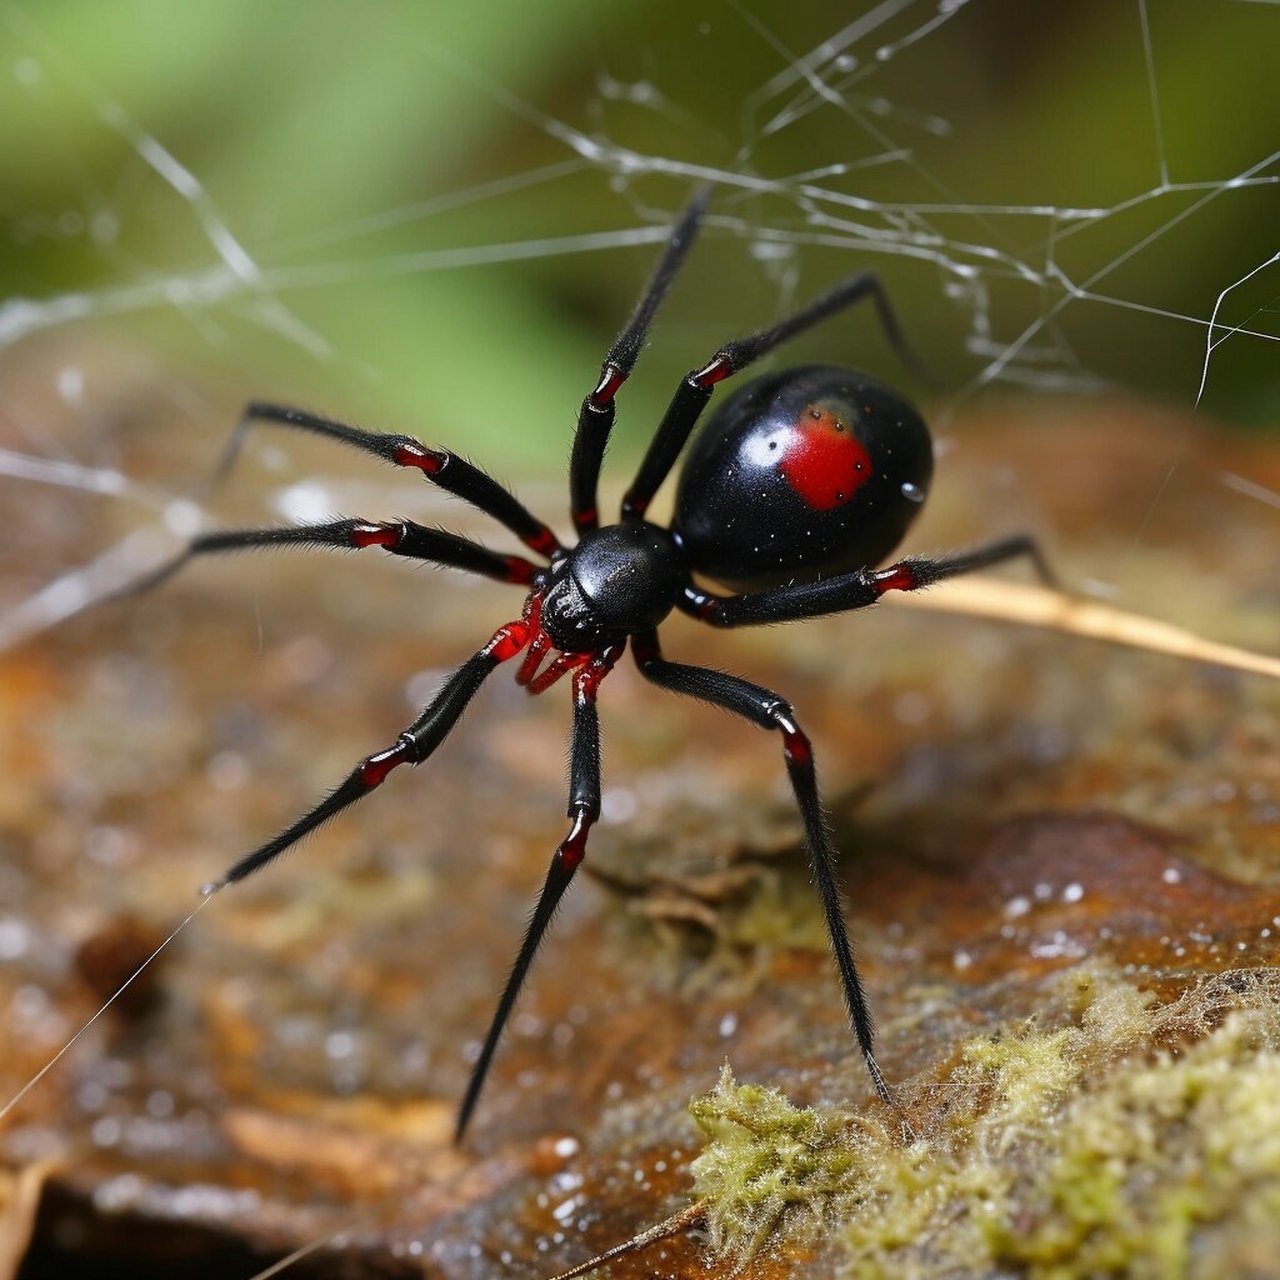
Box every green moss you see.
[689,1062,883,1264]
[686,966,1280,1278]
[723,865,832,955]
[989,1008,1280,1278]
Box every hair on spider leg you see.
[7,184,1057,1153]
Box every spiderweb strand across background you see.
[1,0,1278,651]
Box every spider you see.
[142,186,1051,1142]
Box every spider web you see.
[1,0,1278,1274]
[1,0,1277,653]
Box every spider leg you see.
[569,186,712,535]
[632,630,890,1103]
[214,613,534,887]
[680,534,1056,626]
[212,403,561,558]
[455,640,624,1142]
[622,272,928,521]
[121,518,541,598]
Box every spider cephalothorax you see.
[144,186,1050,1140]
[539,521,684,649]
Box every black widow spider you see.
[143,186,1051,1142]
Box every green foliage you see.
[3,1,1278,454]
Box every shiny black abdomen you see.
[672,365,934,590]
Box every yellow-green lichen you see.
[686,965,1280,1279]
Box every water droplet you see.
[56,366,85,404]
[901,481,925,503]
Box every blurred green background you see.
[1,0,1277,489]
